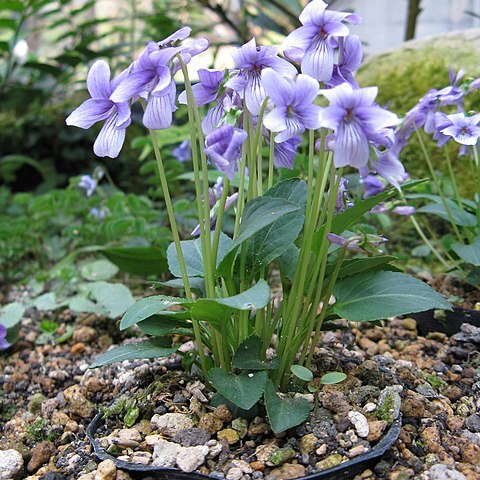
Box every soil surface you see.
[1,288,480,480]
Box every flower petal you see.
[110,70,155,103]
[333,119,370,168]
[263,107,288,133]
[261,68,294,107]
[301,37,334,82]
[93,114,126,158]
[143,94,175,130]
[87,60,111,99]
[66,99,113,129]
[299,0,328,25]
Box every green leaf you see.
[120,295,192,330]
[277,245,299,279]
[0,1,24,12]
[452,237,480,266]
[0,302,24,329]
[33,292,62,311]
[167,232,232,278]
[190,281,270,326]
[102,246,169,276]
[233,197,301,248]
[208,369,267,410]
[336,255,401,279]
[320,372,347,385]
[88,282,135,319]
[333,271,452,322]
[210,393,259,421]
[290,365,313,382]
[232,336,279,370]
[245,179,307,274]
[418,203,477,227]
[160,277,205,295]
[90,338,177,368]
[137,313,193,336]
[68,296,106,315]
[264,380,310,433]
[80,259,119,281]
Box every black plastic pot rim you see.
[410,306,480,336]
[86,411,402,480]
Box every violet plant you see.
[69,1,450,432]
[396,68,480,285]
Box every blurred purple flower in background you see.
[320,82,399,169]
[226,38,297,115]
[172,140,191,162]
[262,68,322,142]
[66,60,131,158]
[361,174,385,198]
[78,174,98,197]
[204,124,247,179]
[283,0,361,82]
[0,324,10,350]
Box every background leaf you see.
[90,338,177,368]
[333,271,451,322]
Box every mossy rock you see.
[356,29,480,195]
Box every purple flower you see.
[178,68,224,106]
[327,34,363,88]
[0,324,10,350]
[440,112,480,145]
[283,0,361,82]
[371,145,408,190]
[437,68,466,107]
[361,174,385,198]
[334,177,353,213]
[66,60,131,158]
[90,207,107,219]
[320,82,399,169]
[204,124,248,179]
[172,140,191,162]
[262,68,322,143]
[110,29,209,130]
[78,175,98,197]
[226,38,297,115]
[327,233,363,252]
[392,206,416,215]
[191,177,239,236]
[266,135,302,169]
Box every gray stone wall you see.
[334,0,480,54]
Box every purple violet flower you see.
[191,177,239,236]
[327,233,364,252]
[320,82,399,169]
[393,206,416,215]
[437,68,466,107]
[327,34,363,88]
[110,28,208,130]
[226,38,297,115]
[283,0,361,82]
[66,60,131,158]
[172,140,191,162]
[78,175,98,197]
[262,68,322,143]
[178,69,224,106]
[371,145,408,190]
[204,124,248,179]
[440,112,480,145]
[361,174,385,198]
[90,207,107,219]
[266,135,302,169]
[334,177,353,213]
[0,323,10,350]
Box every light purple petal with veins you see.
[87,60,111,99]
[334,120,370,168]
[93,113,126,158]
[66,99,113,129]
[143,82,176,130]
[109,70,156,103]
[299,0,328,25]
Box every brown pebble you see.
[71,342,86,355]
[250,461,265,471]
[213,404,233,422]
[446,415,465,432]
[73,325,97,343]
[198,413,224,434]
[27,441,55,473]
